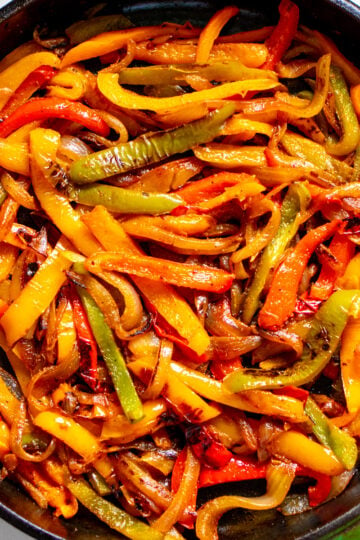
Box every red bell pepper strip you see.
[171,447,197,529]
[0,300,8,319]
[258,220,341,329]
[69,286,98,390]
[263,0,300,70]
[0,65,58,118]
[86,252,234,293]
[185,425,233,469]
[273,386,309,402]
[198,456,267,488]
[0,97,110,138]
[211,357,243,380]
[294,296,322,315]
[296,466,332,507]
[175,172,249,205]
[310,233,355,300]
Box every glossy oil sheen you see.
[0,0,360,538]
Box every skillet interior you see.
[0,0,360,538]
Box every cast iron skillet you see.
[1,0,360,538]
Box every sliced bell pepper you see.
[258,220,341,329]
[86,251,234,293]
[185,424,233,469]
[305,396,357,470]
[196,6,239,64]
[0,97,110,138]
[76,286,143,422]
[171,447,197,529]
[97,72,278,112]
[70,104,235,184]
[67,183,182,214]
[263,0,299,70]
[351,84,360,118]
[242,182,311,324]
[310,233,355,300]
[0,139,29,176]
[340,315,360,413]
[225,289,360,392]
[198,456,267,488]
[176,171,252,204]
[325,66,360,156]
[66,14,133,45]
[194,144,267,169]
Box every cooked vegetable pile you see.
[0,1,360,538]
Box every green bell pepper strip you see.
[66,477,164,540]
[305,397,357,470]
[76,286,143,422]
[116,62,277,86]
[67,183,182,214]
[87,470,112,496]
[69,104,235,184]
[226,289,360,392]
[325,67,360,157]
[242,182,311,324]
[66,14,133,45]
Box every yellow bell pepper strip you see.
[305,397,357,470]
[97,73,279,112]
[57,299,76,363]
[66,477,164,540]
[0,42,44,72]
[69,104,235,184]
[0,52,60,110]
[66,14,133,45]
[242,182,311,324]
[258,220,341,329]
[0,238,73,346]
[67,183,182,214]
[0,139,29,176]
[86,251,234,293]
[129,360,220,424]
[351,84,360,118]
[0,367,22,425]
[225,289,360,392]
[196,6,239,64]
[0,242,18,282]
[196,460,296,540]
[101,399,167,443]
[116,62,277,86]
[340,316,360,413]
[46,68,86,102]
[61,23,200,67]
[325,67,360,156]
[30,128,101,256]
[269,431,344,476]
[0,416,10,460]
[33,410,102,462]
[263,0,299,70]
[0,97,110,139]
[133,40,268,67]
[82,205,210,356]
[194,144,267,168]
[76,286,143,422]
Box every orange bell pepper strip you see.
[0,197,19,242]
[196,6,239,64]
[133,40,268,67]
[341,316,360,413]
[0,139,29,176]
[351,84,360,118]
[86,251,234,293]
[310,233,355,300]
[176,171,253,204]
[263,0,300,70]
[82,205,210,356]
[258,220,341,329]
[0,51,60,109]
[0,97,110,138]
[194,144,267,169]
[61,24,200,67]
[97,73,279,112]
[57,297,76,364]
[0,417,10,460]
[0,237,73,346]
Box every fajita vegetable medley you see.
[0,1,360,538]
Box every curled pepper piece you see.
[263,0,299,69]
[77,286,143,422]
[70,104,235,184]
[0,97,110,138]
[225,289,360,392]
[305,397,357,470]
[196,6,240,64]
[258,220,341,330]
[97,73,279,112]
[66,14,133,45]
[86,251,234,293]
[67,183,182,214]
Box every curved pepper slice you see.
[225,289,360,392]
[69,104,235,184]
[66,14,133,45]
[196,6,239,64]
[263,0,299,70]
[0,97,110,138]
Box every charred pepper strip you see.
[76,287,143,422]
[325,67,360,156]
[225,289,360,392]
[242,182,311,324]
[69,104,235,184]
[263,0,299,69]
[67,184,182,214]
[0,97,110,138]
[66,14,133,45]
[305,397,357,470]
